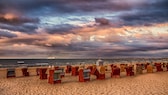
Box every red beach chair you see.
[91,66,105,80]
[39,68,47,79]
[155,63,163,72]
[71,66,79,76]
[22,68,29,76]
[66,65,72,73]
[111,66,120,78]
[79,69,91,82]
[48,69,62,84]
[125,66,134,76]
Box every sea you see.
[0,58,167,68]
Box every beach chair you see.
[111,66,120,78]
[55,67,65,78]
[90,66,105,80]
[147,65,153,73]
[97,66,106,80]
[66,65,72,73]
[162,63,167,71]
[15,67,24,77]
[7,68,15,78]
[136,64,143,74]
[71,66,79,76]
[155,63,163,72]
[79,69,91,82]
[27,67,37,76]
[22,68,29,76]
[125,66,134,76]
[39,68,47,79]
[48,69,62,84]
[0,68,7,78]
[120,64,126,72]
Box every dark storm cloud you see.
[0,23,38,34]
[120,10,168,26]
[119,0,168,26]
[0,0,167,26]
[0,30,17,38]
[0,0,140,15]
[44,24,77,34]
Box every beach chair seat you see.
[79,69,91,82]
[7,68,15,78]
[120,72,127,77]
[97,73,105,80]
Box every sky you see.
[0,0,168,59]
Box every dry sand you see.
[0,71,168,95]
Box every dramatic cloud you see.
[0,0,168,58]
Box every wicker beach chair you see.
[48,69,62,84]
[111,66,120,78]
[90,65,105,80]
[15,67,24,77]
[7,68,16,78]
[66,65,72,73]
[39,68,47,79]
[147,64,153,73]
[120,64,126,72]
[22,68,29,76]
[71,66,79,76]
[79,69,91,82]
[125,66,134,76]
[0,68,7,78]
[136,64,143,74]
[155,63,163,72]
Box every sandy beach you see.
[0,70,168,95]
